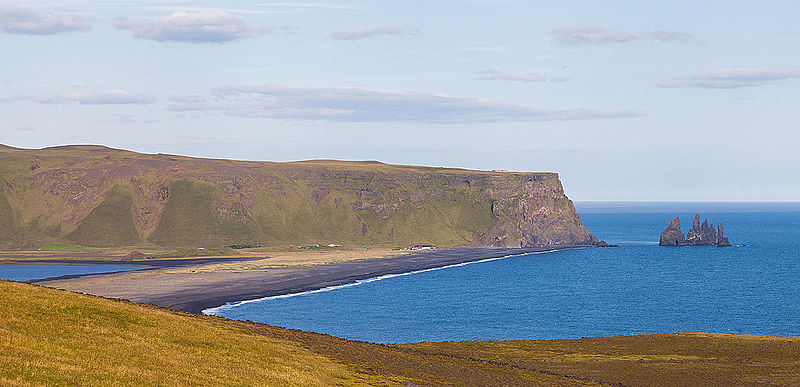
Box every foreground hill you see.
[3,280,799,386]
[0,144,597,248]
[0,280,391,386]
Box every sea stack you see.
[685,214,717,245]
[659,217,686,246]
[659,214,732,246]
[717,223,732,247]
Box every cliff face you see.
[0,145,598,248]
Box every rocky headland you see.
[659,214,731,246]
[0,144,598,249]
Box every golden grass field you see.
[0,280,397,386]
[2,279,800,386]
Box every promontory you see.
[0,144,598,249]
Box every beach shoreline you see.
[159,246,592,314]
[36,246,592,314]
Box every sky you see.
[1,1,799,201]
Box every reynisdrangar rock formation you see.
[659,214,732,247]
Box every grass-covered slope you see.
[3,280,799,386]
[67,185,140,247]
[148,180,258,246]
[0,145,597,248]
[0,281,389,386]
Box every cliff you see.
[0,145,598,249]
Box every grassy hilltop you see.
[0,144,597,249]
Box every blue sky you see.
[1,1,799,200]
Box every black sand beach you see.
[149,246,588,314]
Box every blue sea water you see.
[214,203,800,343]
[0,265,148,282]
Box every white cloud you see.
[643,30,694,43]
[26,89,156,105]
[475,69,568,83]
[329,27,420,40]
[167,84,642,124]
[0,6,92,35]
[552,27,693,45]
[253,2,366,10]
[105,113,159,124]
[659,67,800,89]
[475,69,546,82]
[116,10,270,43]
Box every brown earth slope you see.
[0,144,597,249]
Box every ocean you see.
[0,265,148,282]
[209,202,800,343]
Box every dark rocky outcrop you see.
[597,240,619,247]
[659,217,686,246]
[659,214,732,247]
[685,214,717,245]
[717,224,732,247]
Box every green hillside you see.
[0,145,598,249]
[67,185,141,247]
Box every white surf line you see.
[202,249,567,316]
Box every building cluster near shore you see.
[290,244,342,250]
[394,244,437,251]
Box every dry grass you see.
[402,334,800,386]
[163,247,406,274]
[3,279,800,386]
[0,281,396,386]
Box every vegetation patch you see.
[67,185,140,247]
[0,192,16,247]
[38,245,99,251]
[148,180,258,247]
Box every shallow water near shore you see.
[0,265,148,282]
[217,203,800,342]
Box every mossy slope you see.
[67,185,140,247]
[148,180,257,246]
